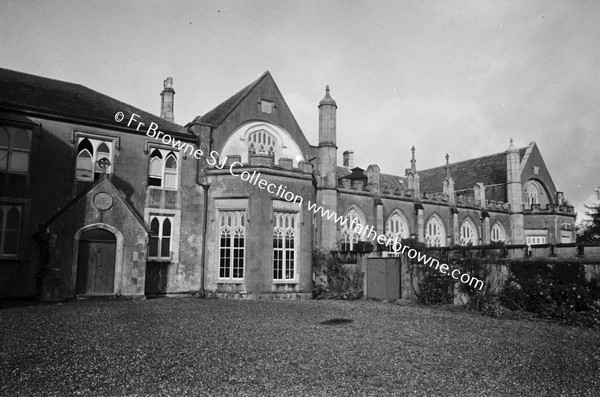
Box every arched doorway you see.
[76,228,116,295]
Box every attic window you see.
[260,99,274,114]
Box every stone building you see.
[0,67,576,300]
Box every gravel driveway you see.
[1,298,599,396]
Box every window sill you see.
[273,280,298,284]
[217,279,244,284]
[147,258,172,262]
[147,186,179,192]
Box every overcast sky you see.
[2,0,599,221]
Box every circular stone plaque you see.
[93,192,114,211]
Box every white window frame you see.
[524,181,542,207]
[273,211,298,282]
[341,206,366,251]
[385,210,409,256]
[218,210,246,281]
[525,229,548,246]
[0,204,21,257]
[490,223,507,243]
[459,219,478,246]
[148,215,173,260]
[148,148,179,190]
[248,129,277,162]
[75,137,114,181]
[0,126,32,174]
[425,215,446,247]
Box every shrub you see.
[500,262,600,328]
[312,249,363,300]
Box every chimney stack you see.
[160,77,175,123]
[343,150,354,168]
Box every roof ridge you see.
[196,71,270,127]
[419,147,527,173]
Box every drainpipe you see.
[200,182,209,297]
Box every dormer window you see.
[248,129,276,162]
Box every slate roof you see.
[419,148,527,193]
[337,166,407,191]
[193,71,269,127]
[337,147,528,195]
[0,67,189,137]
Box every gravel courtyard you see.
[1,298,599,397]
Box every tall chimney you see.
[160,77,175,123]
[343,150,354,168]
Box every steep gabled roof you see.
[419,147,527,193]
[0,67,189,138]
[194,71,269,127]
[41,175,149,233]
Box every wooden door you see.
[76,229,116,295]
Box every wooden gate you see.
[76,228,116,295]
[366,257,401,300]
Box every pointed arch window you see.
[425,215,446,247]
[218,211,246,280]
[0,204,21,256]
[0,126,32,174]
[147,148,179,189]
[248,129,277,162]
[75,137,113,181]
[459,219,478,246]
[491,223,506,243]
[149,215,173,259]
[273,212,298,281]
[525,181,542,207]
[385,210,409,256]
[341,207,366,251]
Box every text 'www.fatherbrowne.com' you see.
[114,111,484,291]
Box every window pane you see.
[149,237,159,257]
[149,157,162,178]
[0,149,7,170]
[97,142,110,155]
[0,128,8,147]
[162,218,171,237]
[150,218,160,234]
[164,172,177,188]
[9,151,29,172]
[165,155,177,170]
[4,231,18,255]
[160,237,170,258]
[12,129,31,150]
[76,150,93,179]
[6,207,19,229]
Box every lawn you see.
[1,298,599,396]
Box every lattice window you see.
[459,219,478,246]
[0,126,31,174]
[341,207,365,251]
[76,137,113,181]
[425,215,446,247]
[525,181,541,207]
[273,212,297,281]
[385,210,409,256]
[491,223,506,243]
[248,130,276,162]
[218,211,246,280]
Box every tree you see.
[577,188,600,243]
